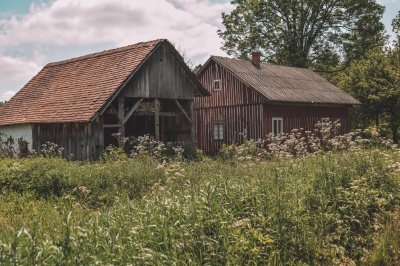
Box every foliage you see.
[0,148,399,264]
[0,101,6,107]
[40,141,64,158]
[366,210,400,264]
[393,10,400,46]
[219,120,396,161]
[0,156,165,208]
[218,0,386,68]
[125,134,203,162]
[340,47,400,143]
[0,133,15,158]
[192,64,203,74]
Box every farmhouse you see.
[195,53,360,154]
[0,39,208,160]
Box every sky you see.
[0,0,399,102]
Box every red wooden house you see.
[195,53,360,155]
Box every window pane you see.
[219,124,224,139]
[214,124,219,139]
[278,120,282,133]
[273,118,283,135]
[214,80,220,90]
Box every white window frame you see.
[321,117,330,123]
[272,117,283,135]
[213,121,224,140]
[214,80,221,91]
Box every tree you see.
[218,0,386,69]
[393,10,400,46]
[0,101,6,107]
[339,47,400,143]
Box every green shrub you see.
[0,148,399,265]
[0,156,166,208]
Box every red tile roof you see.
[207,56,360,105]
[0,39,163,126]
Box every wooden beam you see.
[173,99,194,125]
[123,98,144,124]
[133,111,182,117]
[189,100,195,143]
[155,98,160,141]
[103,124,122,128]
[118,97,125,142]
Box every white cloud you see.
[0,54,44,101]
[0,0,232,59]
[0,0,233,100]
[0,90,17,102]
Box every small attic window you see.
[214,80,221,91]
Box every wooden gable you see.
[121,41,201,100]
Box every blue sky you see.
[0,0,399,102]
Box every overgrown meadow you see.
[1,126,400,265]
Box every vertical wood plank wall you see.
[195,62,265,154]
[263,105,350,136]
[195,61,352,155]
[32,117,103,161]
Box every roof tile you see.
[0,39,163,126]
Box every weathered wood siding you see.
[32,116,103,161]
[195,60,352,155]
[121,44,195,100]
[195,61,265,154]
[196,105,263,155]
[263,105,350,136]
[195,62,265,108]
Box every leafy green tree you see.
[393,10,400,46]
[0,101,5,107]
[218,0,386,68]
[192,64,203,74]
[340,48,400,143]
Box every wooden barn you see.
[0,39,208,160]
[195,53,360,155]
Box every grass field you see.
[0,147,399,265]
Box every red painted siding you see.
[195,60,351,155]
[196,105,264,154]
[195,61,265,154]
[195,62,265,108]
[263,105,350,136]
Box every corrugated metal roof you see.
[211,56,360,105]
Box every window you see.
[214,80,221,91]
[213,122,224,140]
[272,117,283,135]
[18,140,28,156]
[321,117,330,123]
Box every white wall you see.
[0,124,33,156]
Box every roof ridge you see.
[237,71,325,81]
[46,39,164,68]
[212,55,315,71]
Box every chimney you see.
[251,51,261,68]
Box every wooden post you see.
[189,100,195,144]
[118,97,125,147]
[154,98,160,141]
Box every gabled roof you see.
[201,56,359,106]
[0,39,207,126]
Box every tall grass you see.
[0,148,399,265]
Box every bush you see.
[0,156,166,208]
[219,121,397,161]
